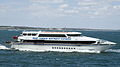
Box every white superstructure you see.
[11,31,116,53]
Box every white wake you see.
[0,44,9,50]
[105,49,120,53]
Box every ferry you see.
[11,31,116,53]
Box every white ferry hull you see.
[11,44,115,53]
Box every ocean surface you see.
[0,30,120,67]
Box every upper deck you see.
[20,31,82,37]
[22,31,82,34]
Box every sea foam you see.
[105,49,120,53]
[0,44,9,50]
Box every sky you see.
[0,0,120,29]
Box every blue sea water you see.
[0,30,120,67]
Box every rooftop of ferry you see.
[22,31,82,34]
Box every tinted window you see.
[32,34,37,36]
[23,33,27,36]
[67,34,80,37]
[39,34,66,37]
[28,34,31,36]
[22,33,37,36]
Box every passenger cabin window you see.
[38,34,66,37]
[22,33,27,36]
[22,33,37,36]
[67,34,80,37]
[32,34,37,36]
[28,34,31,36]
